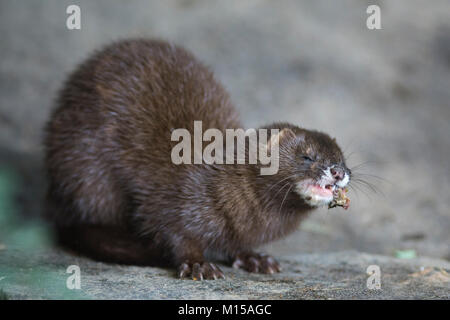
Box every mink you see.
[44,39,351,280]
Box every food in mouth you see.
[328,187,350,210]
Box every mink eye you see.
[302,155,314,162]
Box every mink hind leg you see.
[54,224,172,266]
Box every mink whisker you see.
[351,178,385,198]
[351,172,392,185]
[279,183,294,215]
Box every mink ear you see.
[267,128,297,150]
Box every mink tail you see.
[54,225,172,267]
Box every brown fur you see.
[44,39,349,278]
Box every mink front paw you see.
[232,252,281,274]
[178,261,226,280]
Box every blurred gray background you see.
[0,0,449,261]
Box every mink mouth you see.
[294,180,345,207]
[295,165,351,208]
[295,180,334,205]
[308,183,335,198]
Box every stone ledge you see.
[0,248,448,299]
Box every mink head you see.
[263,122,351,208]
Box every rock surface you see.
[1,248,448,299]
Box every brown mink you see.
[44,39,351,280]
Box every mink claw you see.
[178,261,225,280]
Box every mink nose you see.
[330,167,345,181]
